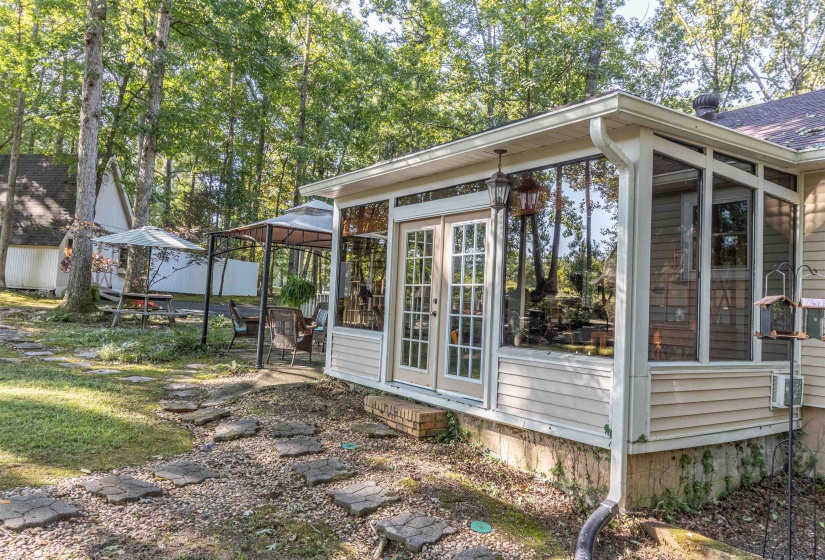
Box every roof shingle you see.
[0,155,77,247]
[714,89,825,151]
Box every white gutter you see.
[590,116,634,510]
[575,117,636,560]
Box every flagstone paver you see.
[184,363,209,370]
[351,422,398,438]
[213,418,259,441]
[273,437,323,457]
[180,407,230,426]
[376,511,457,553]
[166,389,201,398]
[151,461,219,486]
[41,356,69,362]
[0,357,21,363]
[74,350,98,359]
[327,481,399,516]
[11,342,44,350]
[81,475,162,505]
[22,351,52,357]
[164,382,200,391]
[452,547,504,560]
[270,421,318,438]
[6,337,32,343]
[0,494,79,531]
[88,369,122,375]
[59,362,93,368]
[159,400,200,413]
[120,376,156,383]
[293,458,355,487]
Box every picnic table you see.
[103,292,188,327]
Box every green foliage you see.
[279,275,316,308]
[432,410,466,444]
[45,309,75,323]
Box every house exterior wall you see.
[802,170,825,407]
[330,329,382,380]
[5,246,60,290]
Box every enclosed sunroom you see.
[299,89,825,507]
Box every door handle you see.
[432,311,437,317]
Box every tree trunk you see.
[583,161,592,309]
[187,156,197,226]
[289,10,312,274]
[53,55,69,157]
[584,0,607,98]
[0,89,27,288]
[97,62,132,192]
[163,156,172,225]
[125,0,171,293]
[253,96,268,222]
[547,166,563,296]
[61,0,107,312]
[220,56,236,229]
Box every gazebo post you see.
[255,225,273,369]
[201,234,216,345]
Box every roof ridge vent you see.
[693,93,720,121]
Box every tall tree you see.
[125,0,172,292]
[61,0,107,312]
[584,0,608,98]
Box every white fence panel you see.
[5,246,60,290]
[301,292,330,317]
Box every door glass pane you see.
[399,229,433,370]
[446,221,486,382]
[709,174,754,361]
[762,195,796,360]
[648,154,701,361]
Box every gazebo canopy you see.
[213,200,333,248]
[94,225,203,251]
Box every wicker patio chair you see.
[266,306,314,366]
[307,302,329,351]
[227,299,260,351]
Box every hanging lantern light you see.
[487,149,511,210]
[518,173,541,216]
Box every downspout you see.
[575,117,636,560]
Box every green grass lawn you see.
[0,289,238,490]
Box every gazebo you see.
[200,200,333,368]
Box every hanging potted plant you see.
[279,275,316,309]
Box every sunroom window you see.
[336,201,389,330]
[501,157,619,357]
[762,194,796,360]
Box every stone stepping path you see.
[41,356,69,362]
[376,511,456,553]
[165,382,200,391]
[180,407,230,426]
[10,342,43,350]
[270,421,318,438]
[293,458,355,487]
[452,547,503,560]
[120,376,156,383]
[159,400,200,413]
[213,418,259,441]
[0,357,21,363]
[351,422,398,438]
[23,351,53,357]
[74,350,98,359]
[0,494,79,531]
[5,337,32,343]
[88,369,122,375]
[327,481,399,516]
[151,461,219,486]
[166,389,201,399]
[184,363,209,370]
[59,362,93,368]
[274,437,323,457]
[82,475,162,504]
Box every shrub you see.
[279,275,315,308]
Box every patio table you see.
[104,292,188,328]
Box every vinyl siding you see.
[802,171,825,406]
[496,354,611,434]
[6,246,60,290]
[330,331,382,380]
[650,368,789,438]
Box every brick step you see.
[364,395,448,439]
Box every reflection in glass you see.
[648,154,701,361]
[337,201,389,330]
[762,195,796,360]
[709,174,754,361]
[764,167,797,192]
[396,180,486,207]
[502,157,619,357]
[399,229,434,370]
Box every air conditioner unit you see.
[771,373,804,409]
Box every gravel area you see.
[0,368,670,559]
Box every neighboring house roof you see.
[714,89,825,151]
[0,154,77,247]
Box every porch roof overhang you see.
[299,91,825,200]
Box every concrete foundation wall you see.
[457,410,784,509]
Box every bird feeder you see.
[754,295,804,339]
[799,298,825,341]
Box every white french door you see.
[392,211,489,399]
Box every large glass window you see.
[709,174,754,361]
[502,157,619,357]
[764,167,797,192]
[762,195,796,360]
[648,154,702,361]
[336,201,389,330]
[396,180,486,207]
